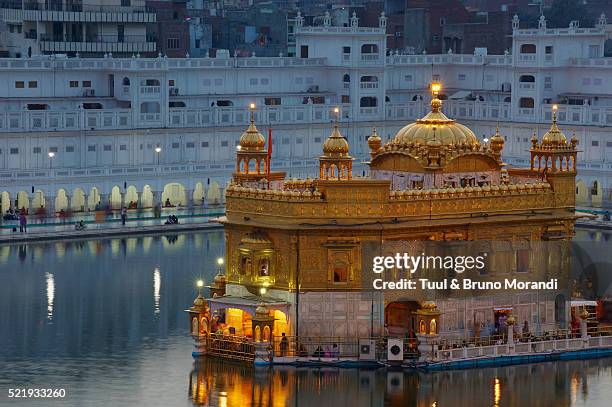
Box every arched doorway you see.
[207,181,221,205]
[162,183,186,207]
[193,182,205,206]
[31,190,45,210]
[385,301,420,336]
[88,187,100,210]
[273,310,289,337]
[125,185,138,209]
[55,189,68,212]
[576,179,588,205]
[71,188,86,212]
[141,185,154,208]
[17,191,30,212]
[110,186,122,209]
[1,191,10,213]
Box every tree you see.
[547,0,591,28]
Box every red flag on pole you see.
[267,127,272,189]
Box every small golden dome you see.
[490,126,504,152]
[255,303,270,316]
[323,125,350,157]
[367,127,382,152]
[214,273,226,284]
[394,96,479,147]
[421,300,437,310]
[239,120,266,150]
[541,109,567,146]
[193,294,206,307]
[580,307,590,320]
[507,314,516,326]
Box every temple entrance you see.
[385,301,419,336]
[217,307,253,338]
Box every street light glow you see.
[552,104,558,111]
[217,257,224,266]
[259,287,267,296]
[196,279,204,288]
[431,82,442,95]
[483,138,489,143]
[155,146,162,153]
[48,152,55,158]
[333,106,340,114]
[249,102,256,110]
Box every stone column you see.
[506,315,516,354]
[65,194,73,212]
[136,192,143,209]
[83,194,89,211]
[98,193,109,210]
[185,189,194,209]
[580,308,589,345]
[47,196,56,217]
[120,192,126,208]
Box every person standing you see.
[19,212,27,233]
[279,333,288,357]
[121,206,127,226]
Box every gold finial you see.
[429,81,442,113]
[552,104,558,124]
[431,81,441,96]
[333,106,340,124]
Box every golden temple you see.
[196,81,579,343]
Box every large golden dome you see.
[239,121,266,150]
[323,125,350,157]
[394,97,479,147]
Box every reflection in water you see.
[45,272,55,321]
[0,229,610,407]
[187,357,612,407]
[154,267,161,315]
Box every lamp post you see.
[155,146,162,165]
[48,151,55,169]
[216,257,224,274]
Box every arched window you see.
[360,75,378,82]
[430,319,437,334]
[519,75,535,83]
[254,325,261,342]
[520,44,536,53]
[504,96,512,103]
[361,44,378,53]
[360,96,377,107]
[140,102,160,113]
[342,74,350,83]
[519,97,534,108]
[122,77,130,86]
[263,325,271,341]
[191,317,198,335]
[259,258,270,276]
[240,256,251,275]
[333,260,348,283]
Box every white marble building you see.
[1,11,612,214]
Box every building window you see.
[520,44,536,53]
[201,141,209,148]
[404,75,412,82]
[360,96,378,107]
[519,75,535,82]
[519,98,534,108]
[440,17,446,26]
[69,81,78,88]
[121,0,131,6]
[195,39,200,48]
[261,78,269,85]
[88,145,96,152]
[606,141,612,148]
[314,137,321,143]
[119,145,127,151]
[516,249,529,273]
[28,81,37,88]
[249,78,258,85]
[545,46,553,54]
[264,97,281,106]
[33,147,41,154]
[592,140,599,147]
[167,38,180,49]
[103,145,112,151]
[168,79,175,86]
[361,44,378,54]
[82,81,91,88]
[341,95,350,103]
[258,258,270,276]
[49,147,58,153]
[202,79,211,86]
[172,142,179,149]
[214,78,223,86]
[65,146,74,152]
[186,142,195,148]
[10,148,19,154]
[458,74,466,81]
[15,81,24,88]
[333,260,348,283]
[221,141,228,147]
[343,46,350,54]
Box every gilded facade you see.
[215,85,578,340]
